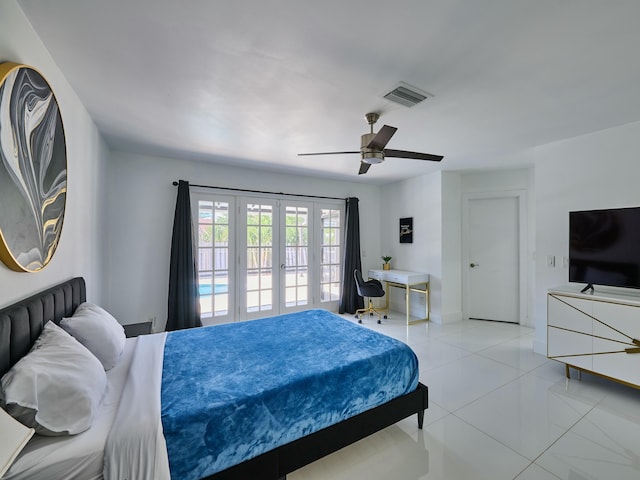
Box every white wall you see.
[380,167,534,325]
[441,171,462,323]
[103,151,381,329]
[380,172,443,322]
[459,168,536,326]
[0,0,108,307]
[533,120,640,353]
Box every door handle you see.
[470,263,479,268]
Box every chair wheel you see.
[370,312,374,316]
[358,319,362,324]
[377,319,382,324]
[354,314,358,318]
[383,315,387,319]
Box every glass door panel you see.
[319,207,341,306]
[282,204,310,311]
[243,201,278,319]
[195,195,234,324]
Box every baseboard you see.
[441,311,463,324]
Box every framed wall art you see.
[0,62,67,272]
[400,217,413,243]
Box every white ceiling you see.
[17,0,640,184]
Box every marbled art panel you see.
[0,63,67,272]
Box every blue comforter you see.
[160,309,419,480]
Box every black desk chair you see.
[354,269,387,324]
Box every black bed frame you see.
[0,277,428,480]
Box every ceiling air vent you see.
[383,83,430,108]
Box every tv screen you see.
[569,206,640,289]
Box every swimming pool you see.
[198,283,228,296]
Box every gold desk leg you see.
[405,285,410,325]
[425,282,429,322]
[382,280,429,325]
[408,283,429,324]
[383,281,390,318]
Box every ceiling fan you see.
[298,112,443,175]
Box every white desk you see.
[368,269,430,324]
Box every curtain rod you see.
[172,181,347,201]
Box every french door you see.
[194,192,342,323]
[281,202,312,312]
[240,199,313,320]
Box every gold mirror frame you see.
[0,62,67,272]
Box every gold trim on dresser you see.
[547,288,640,390]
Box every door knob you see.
[470,263,479,268]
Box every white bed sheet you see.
[4,337,138,480]
[103,332,169,480]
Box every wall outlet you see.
[546,255,555,267]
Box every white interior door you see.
[464,194,522,323]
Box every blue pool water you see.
[199,284,228,296]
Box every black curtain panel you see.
[167,180,202,331]
[339,197,364,314]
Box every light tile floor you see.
[289,313,640,480]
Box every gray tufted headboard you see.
[0,277,86,377]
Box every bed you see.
[0,277,428,480]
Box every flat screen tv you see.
[569,206,640,291]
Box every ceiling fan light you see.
[362,151,384,164]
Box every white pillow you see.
[0,321,107,436]
[60,302,126,370]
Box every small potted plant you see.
[381,256,392,270]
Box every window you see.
[246,202,274,313]
[195,196,234,322]
[194,191,343,322]
[320,207,342,303]
[284,205,309,308]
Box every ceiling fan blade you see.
[298,151,360,156]
[366,125,397,150]
[358,162,371,175]
[383,149,444,162]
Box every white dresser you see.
[368,269,429,324]
[547,286,640,388]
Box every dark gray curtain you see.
[167,180,202,331]
[339,197,364,314]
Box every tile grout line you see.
[447,368,591,479]
[525,396,601,470]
